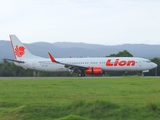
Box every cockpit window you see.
[146,60,151,63]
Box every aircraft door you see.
[139,60,142,66]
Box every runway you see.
[0,76,159,80]
[0,77,122,80]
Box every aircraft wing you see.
[48,52,88,71]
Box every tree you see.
[107,50,133,57]
[0,60,33,77]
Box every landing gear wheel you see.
[82,73,85,77]
[78,73,85,77]
[78,73,82,77]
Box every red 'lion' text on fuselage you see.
[106,59,135,66]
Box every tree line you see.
[0,50,159,77]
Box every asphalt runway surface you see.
[0,77,121,79]
[0,76,159,80]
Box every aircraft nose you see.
[152,62,158,68]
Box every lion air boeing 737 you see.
[6,35,157,77]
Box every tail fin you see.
[9,35,40,60]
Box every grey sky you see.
[0,0,160,45]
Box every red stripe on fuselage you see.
[9,35,17,60]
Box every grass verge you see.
[0,77,159,119]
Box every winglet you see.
[48,52,57,62]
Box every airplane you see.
[6,35,157,77]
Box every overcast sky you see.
[0,0,160,45]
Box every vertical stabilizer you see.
[9,35,40,60]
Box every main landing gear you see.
[78,73,85,77]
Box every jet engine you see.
[85,67,103,75]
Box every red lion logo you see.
[14,45,25,57]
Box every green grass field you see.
[0,77,160,120]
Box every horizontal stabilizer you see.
[4,58,25,63]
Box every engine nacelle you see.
[85,67,103,75]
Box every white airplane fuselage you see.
[15,57,157,72]
[8,35,157,77]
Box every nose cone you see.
[152,62,158,69]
